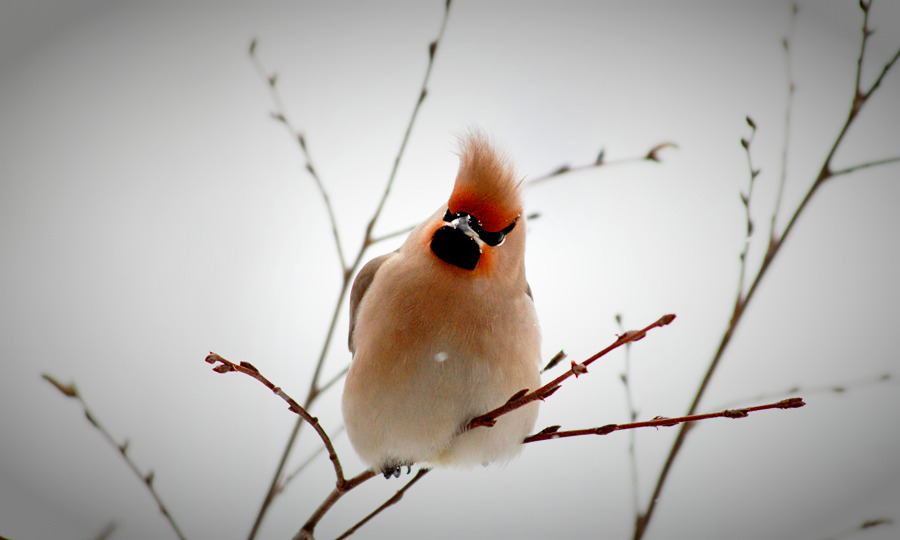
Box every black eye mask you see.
[430,210,519,270]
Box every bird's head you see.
[429,132,524,273]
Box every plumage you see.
[342,132,541,476]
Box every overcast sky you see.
[2,1,899,539]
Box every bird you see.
[342,131,541,479]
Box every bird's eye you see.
[479,215,519,247]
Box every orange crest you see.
[448,132,522,232]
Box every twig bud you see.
[659,314,676,325]
[724,408,749,418]
[570,361,588,377]
[541,350,567,373]
[644,142,677,162]
[551,164,571,176]
[42,374,78,398]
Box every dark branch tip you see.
[42,374,78,398]
[644,142,677,162]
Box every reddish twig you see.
[332,468,432,540]
[523,398,805,444]
[293,469,378,540]
[42,375,188,540]
[204,353,350,488]
[467,314,676,431]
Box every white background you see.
[1,1,899,539]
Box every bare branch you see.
[526,142,677,186]
[615,314,641,520]
[333,468,432,540]
[714,372,891,411]
[204,353,349,487]
[523,398,805,444]
[247,5,454,535]
[249,41,347,273]
[770,4,798,239]
[634,4,900,538]
[282,425,346,493]
[293,469,378,540]
[42,375,188,540]
[466,314,676,432]
[362,0,452,246]
[737,118,760,300]
[823,516,894,540]
[829,155,900,179]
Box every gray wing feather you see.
[348,252,394,353]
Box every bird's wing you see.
[348,252,395,353]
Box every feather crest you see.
[448,131,522,232]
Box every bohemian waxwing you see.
[342,131,541,478]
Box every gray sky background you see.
[1,1,899,539]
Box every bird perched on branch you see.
[342,131,541,478]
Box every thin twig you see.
[361,0,452,248]
[249,40,347,273]
[248,4,450,540]
[523,398,805,444]
[737,116,759,299]
[714,372,891,411]
[526,142,677,186]
[634,4,900,538]
[281,425,346,493]
[615,314,641,521]
[822,517,894,540]
[246,5,454,536]
[829,155,900,179]
[316,365,351,398]
[42,375,188,540]
[334,468,432,540]
[204,353,349,486]
[293,470,378,540]
[93,521,118,540]
[770,3,798,239]
[467,314,676,431]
